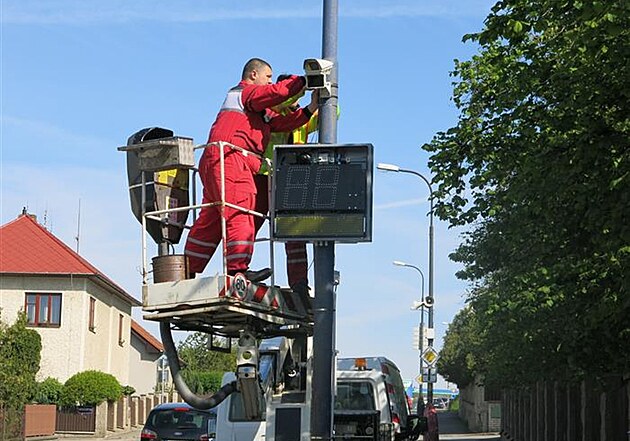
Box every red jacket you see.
[206,75,312,174]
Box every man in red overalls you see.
[253,76,320,295]
[185,58,318,282]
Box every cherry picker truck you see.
[117,128,427,440]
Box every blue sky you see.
[1,0,495,387]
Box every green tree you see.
[437,306,481,388]
[0,312,42,406]
[180,371,224,395]
[176,332,236,395]
[60,370,122,406]
[424,0,629,388]
[177,332,236,373]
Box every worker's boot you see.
[290,280,312,313]
[243,267,272,283]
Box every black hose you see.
[160,322,237,409]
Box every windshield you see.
[335,381,375,411]
[148,409,211,430]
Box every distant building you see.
[130,319,165,394]
[0,212,162,392]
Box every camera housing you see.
[303,58,334,96]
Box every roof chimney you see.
[21,207,37,222]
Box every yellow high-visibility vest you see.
[258,110,319,175]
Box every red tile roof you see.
[131,319,164,352]
[0,214,140,306]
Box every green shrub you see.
[180,370,223,395]
[34,377,63,404]
[60,370,122,406]
[121,385,136,396]
[449,395,460,412]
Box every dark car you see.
[141,402,217,441]
[432,398,447,409]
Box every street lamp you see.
[392,260,426,404]
[378,163,435,403]
[393,260,424,301]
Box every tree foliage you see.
[425,0,629,388]
[34,377,64,405]
[180,371,224,395]
[0,312,42,407]
[177,332,236,373]
[436,306,481,388]
[60,370,123,406]
[176,332,236,394]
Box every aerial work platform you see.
[142,273,313,338]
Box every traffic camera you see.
[303,58,334,96]
[411,296,434,310]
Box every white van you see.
[213,353,424,441]
[335,357,425,440]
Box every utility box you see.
[271,144,373,242]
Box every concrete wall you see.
[459,378,501,432]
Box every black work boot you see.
[290,280,311,296]
[243,267,273,283]
[290,280,312,312]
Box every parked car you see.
[141,402,217,441]
[432,398,447,409]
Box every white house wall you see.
[84,279,134,386]
[129,332,161,395]
[0,275,135,386]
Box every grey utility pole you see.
[311,0,338,440]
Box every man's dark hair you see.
[242,58,271,80]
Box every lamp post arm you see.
[405,263,425,300]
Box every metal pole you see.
[311,0,338,439]
[386,168,434,402]
[394,262,425,403]
[427,196,434,404]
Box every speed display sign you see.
[271,144,373,243]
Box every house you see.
[130,319,165,394]
[0,211,162,392]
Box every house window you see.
[88,297,96,332]
[25,293,62,327]
[118,314,125,346]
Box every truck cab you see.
[335,357,425,441]
[214,354,425,441]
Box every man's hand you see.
[307,89,320,113]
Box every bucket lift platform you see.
[142,273,313,338]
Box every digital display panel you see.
[271,144,373,242]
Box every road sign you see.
[413,326,433,350]
[421,368,437,383]
[421,346,440,366]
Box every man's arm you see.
[269,91,319,133]
[243,76,306,112]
